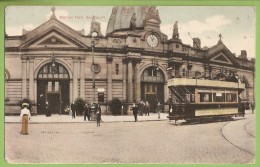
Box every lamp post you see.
[51,50,56,68]
[91,32,98,103]
[152,55,159,102]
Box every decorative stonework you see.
[112,38,122,44]
[172,21,179,38]
[39,36,68,45]
[88,16,103,37]
[129,13,137,31]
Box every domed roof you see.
[106,6,156,34]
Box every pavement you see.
[5,112,168,123]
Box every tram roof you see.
[167,78,245,89]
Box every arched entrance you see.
[141,66,165,112]
[37,62,70,115]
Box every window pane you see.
[152,84,156,92]
[48,82,52,92]
[54,74,58,78]
[146,85,150,92]
[48,74,53,78]
[199,93,212,102]
[64,74,69,78]
[59,66,64,73]
[43,74,48,78]
[43,66,48,73]
[59,74,64,78]
[213,93,225,102]
[54,82,59,91]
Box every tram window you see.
[186,94,190,103]
[199,93,212,102]
[191,94,195,103]
[213,93,225,102]
[226,93,237,102]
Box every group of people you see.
[136,100,151,116]
[69,102,102,127]
[83,103,102,127]
[132,100,163,122]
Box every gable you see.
[210,53,233,65]
[27,31,81,49]
[19,18,87,49]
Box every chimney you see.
[241,50,247,59]
[193,38,201,49]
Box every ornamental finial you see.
[50,6,57,19]
[51,6,56,13]
[219,33,222,41]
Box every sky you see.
[5,6,255,59]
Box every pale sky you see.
[5,6,255,59]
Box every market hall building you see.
[5,6,255,115]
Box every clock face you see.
[147,34,159,47]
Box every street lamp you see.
[91,32,98,103]
[152,55,159,102]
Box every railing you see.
[169,70,206,79]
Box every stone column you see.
[135,59,141,102]
[127,59,133,102]
[122,59,127,101]
[72,57,78,101]
[21,56,27,99]
[80,57,85,100]
[28,58,34,101]
[107,55,113,101]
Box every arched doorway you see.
[37,62,70,115]
[141,66,165,112]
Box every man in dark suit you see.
[133,103,138,122]
[71,102,76,119]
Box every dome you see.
[106,6,154,34]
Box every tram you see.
[167,78,245,121]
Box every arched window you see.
[141,66,164,82]
[38,62,69,79]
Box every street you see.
[5,114,255,164]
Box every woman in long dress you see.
[20,103,31,135]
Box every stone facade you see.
[5,6,255,115]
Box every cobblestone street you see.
[5,114,255,164]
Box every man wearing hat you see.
[20,103,31,135]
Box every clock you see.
[91,64,101,74]
[147,34,159,47]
